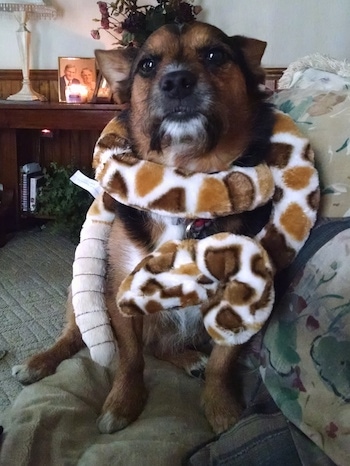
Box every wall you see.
[0,0,349,69]
[200,0,350,67]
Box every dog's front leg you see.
[97,301,147,434]
[202,344,242,434]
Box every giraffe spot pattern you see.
[283,166,315,190]
[74,110,320,354]
[149,187,186,213]
[135,162,165,197]
[280,203,312,242]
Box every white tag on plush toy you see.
[70,170,102,199]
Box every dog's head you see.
[96,22,268,172]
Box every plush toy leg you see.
[117,233,275,346]
[72,194,117,367]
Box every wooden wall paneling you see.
[61,130,75,167]
[0,68,285,101]
[72,132,85,168]
[51,132,64,167]
[79,132,91,170]
[79,130,100,172]
[37,80,49,100]
[0,70,57,100]
[40,134,58,169]
[5,80,19,99]
[70,130,81,168]
[50,80,59,102]
[0,81,7,98]
[39,130,60,168]
[80,131,95,170]
[36,131,98,172]
[16,130,40,167]
[38,131,93,173]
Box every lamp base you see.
[7,79,47,101]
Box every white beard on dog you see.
[159,114,209,164]
[160,113,208,144]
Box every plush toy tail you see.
[117,233,275,346]
[71,193,117,367]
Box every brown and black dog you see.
[13,21,275,434]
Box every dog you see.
[13,21,276,434]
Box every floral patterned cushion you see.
[270,65,350,218]
[261,220,350,466]
[189,62,350,466]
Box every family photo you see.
[58,57,96,102]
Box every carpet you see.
[0,227,75,413]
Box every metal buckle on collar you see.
[185,219,213,239]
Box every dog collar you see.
[185,218,214,239]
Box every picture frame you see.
[90,71,113,104]
[58,57,97,103]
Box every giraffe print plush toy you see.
[72,111,320,367]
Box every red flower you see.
[306,315,320,331]
[97,1,109,15]
[326,422,338,439]
[291,366,306,392]
[92,1,202,47]
[101,16,110,29]
[91,29,101,40]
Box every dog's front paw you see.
[97,401,146,434]
[97,411,131,434]
[12,364,45,385]
[202,389,241,434]
[97,379,148,434]
[12,353,59,385]
[188,354,209,380]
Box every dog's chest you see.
[152,214,215,247]
[152,213,186,247]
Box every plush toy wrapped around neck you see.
[72,111,320,367]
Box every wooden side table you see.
[0,100,119,229]
[0,188,14,246]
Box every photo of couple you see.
[58,57,97,103]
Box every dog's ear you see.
[228,36,267,84]
[230,36,267,67]
[95,48,139,104]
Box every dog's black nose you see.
[160,70,197,99]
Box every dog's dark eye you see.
[138,58,157,75]
[204,48,228,66]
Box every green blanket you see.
[0,352,214,466]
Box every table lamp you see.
[0,1,56,101]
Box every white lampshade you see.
[0,1,57,101]
[0,1,56,17]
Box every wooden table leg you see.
[0,128,19,230]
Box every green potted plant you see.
[91,0,202,47]
[36,163,93,244]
